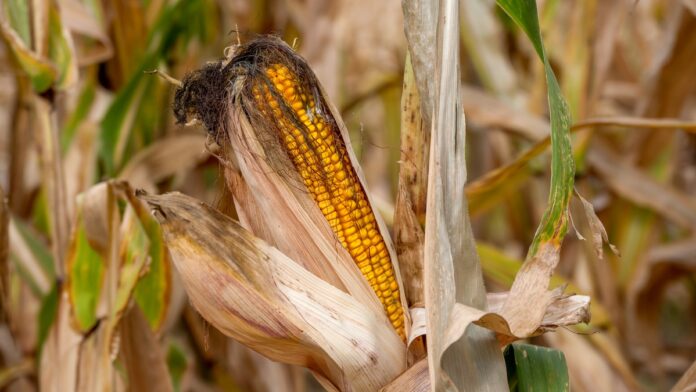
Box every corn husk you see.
[141,192,405,391]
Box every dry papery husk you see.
[141,192,403,392]
[168,37,408,391]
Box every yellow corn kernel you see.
[255,64,405,340]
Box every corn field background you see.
[1,0,696,391]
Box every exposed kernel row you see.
[252,64,405,339]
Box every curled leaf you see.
[575,191,620,259]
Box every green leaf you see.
[494,0,574,256]
[47,5,77,89]
[66,212,105,332]
[126,190,171,331]
[61,80,96,151]
[113,211,151,322]
[167,343,187,392]
[100,0,216,175]
[114,204,170,331]
[14,219,55,280]
[37,281,59,354]
[133,223,170,330]
[505,343,569,392]
[0,19,56,92]
[3,0,31,45]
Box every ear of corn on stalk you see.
[173,37,406,339]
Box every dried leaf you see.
[544,330,636,392]
[423,0,506,389]
[401,0,437,127]
[118,133,210,191]
[141,192,406,391]
[587,141,696,230]
[60,0,113,65]
[672,358,696,392]
[575,192,620,259]
[39,294,81,392]
[119,306,173,392]
[393,54,428,307]
[461,85,548,141]
[380,358,429,392]
[477,243,610,328]
[74,322,114,391]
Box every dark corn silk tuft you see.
[173,36,405,340]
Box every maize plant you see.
[149,20,590,389]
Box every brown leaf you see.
[394,54,429,310]
[499,242,563,337]
[575,191,620,259]
[141,192,406,391]
[587,141,696,230]
[545,330,637,392]
[672,358,696,392]
[380,358,429,392]
[39,294,82,392]
[118,133,210,192]
[119,306,173,392]
[74,323,113,391]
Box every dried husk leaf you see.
[383,287,591,391]
[380,358,429,392]
[221,106,383,317]
[140,192,406,391]
[226,339,304,392]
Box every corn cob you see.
[252,64,405,340]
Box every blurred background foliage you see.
[0,0,695,391]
